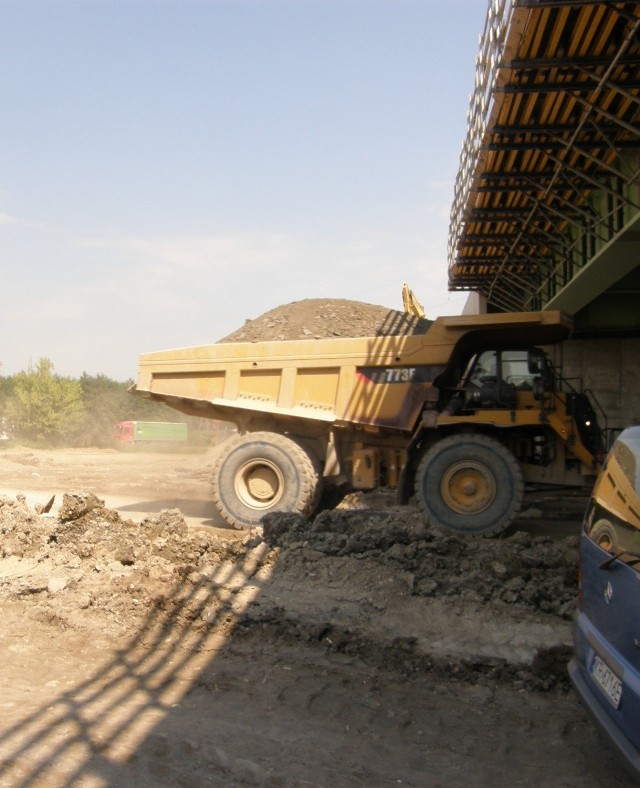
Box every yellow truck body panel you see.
[134,311,573,432]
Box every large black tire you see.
[212,431,322,529]
[414,434,524,537]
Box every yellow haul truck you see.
[133,310,604,536]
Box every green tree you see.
[77,373,134,446]
[6,358,85,445]
[0,373,16,435]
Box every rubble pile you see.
[0,490,580,688]
[263,508,580,620]
[0,492,268,634]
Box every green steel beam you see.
[545,212,640,315]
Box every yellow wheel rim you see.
[440,460,496,515]
[235,459,284,510]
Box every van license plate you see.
[592,654,622,708]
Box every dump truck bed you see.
[133,311,572,431]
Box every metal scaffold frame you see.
[448,0,640,314]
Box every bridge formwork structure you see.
[449,0,640,335]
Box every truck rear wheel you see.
[212,432,322,529]
[414,434,523,537]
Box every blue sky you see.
[1,0,487,381]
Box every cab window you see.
[501,350,534,388]
[467,350,533,388]
[468,351,497,387]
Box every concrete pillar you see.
[550,337,640,434]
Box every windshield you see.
[585,427,640,570]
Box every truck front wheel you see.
[414,434,523,537]
[212,432,322,529]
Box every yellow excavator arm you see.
[401,283,426,318]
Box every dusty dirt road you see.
[0,447,228,531]
[0,447,634,787]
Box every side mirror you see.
[528,349,546,375]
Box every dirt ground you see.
[0,446,634,787]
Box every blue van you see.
[569,425,640,780]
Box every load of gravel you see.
[219,298,432,343]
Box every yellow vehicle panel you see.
[134,311,573,432]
